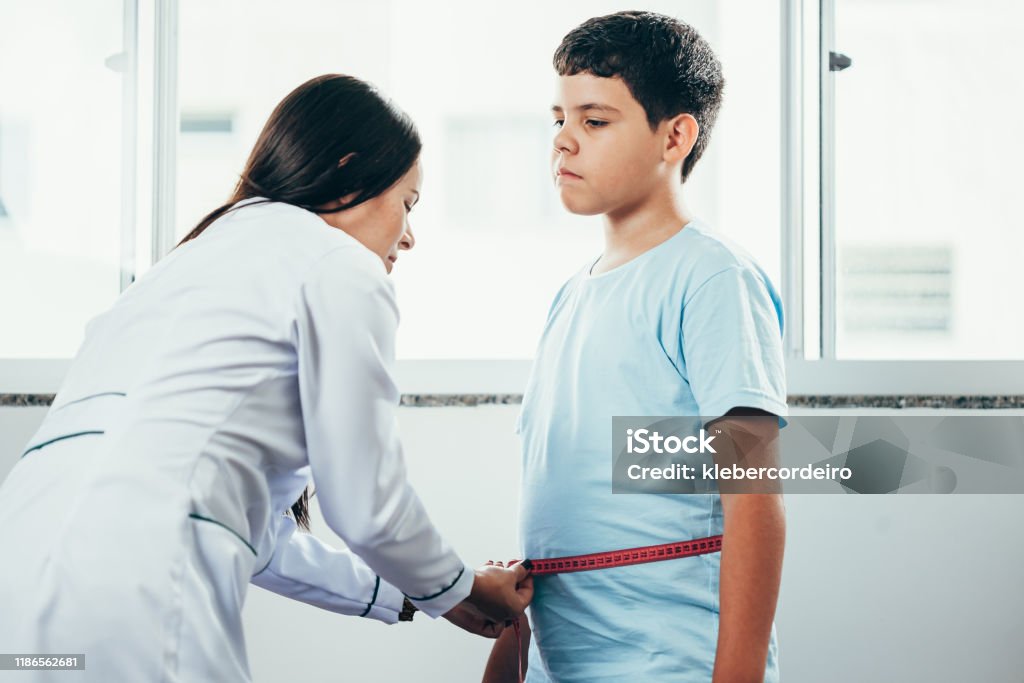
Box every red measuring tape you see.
[524,535,723,576]
[506,534,723,682]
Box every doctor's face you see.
[320,158,421,274]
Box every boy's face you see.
[551,73,673,217]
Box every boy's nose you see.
[553,127,578,155]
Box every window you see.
[7,1,1023,395]
[828,0,1024,360]
[176,0,782,359]
[0,0,129,358]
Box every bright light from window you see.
[177,0,782,359]
[0,1,125,358]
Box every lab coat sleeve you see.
[292,245,474,619]
[251,511,406,624]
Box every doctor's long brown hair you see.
[178,74,422,530]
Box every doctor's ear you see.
[333,154,361,207]
[663,114,699,165]
[336,191,361,207]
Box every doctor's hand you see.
[442,601,505,639]
[459,561,533,625]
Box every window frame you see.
[780,0,1024,395]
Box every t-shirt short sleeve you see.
[680,264,788,421]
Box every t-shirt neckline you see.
[584,221,697,281]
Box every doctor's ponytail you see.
[177,73,422,246]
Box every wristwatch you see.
[399,598,418,622]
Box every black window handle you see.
[830,51,853,72]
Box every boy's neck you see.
[592,184,694,276]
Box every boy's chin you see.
[559,195,605,217]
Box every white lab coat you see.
[0,199,473,681]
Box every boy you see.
[485,11,786,683]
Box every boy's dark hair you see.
[554,11,724,183]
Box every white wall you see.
[2,405,1023,681]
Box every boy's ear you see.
[663,113,699,165]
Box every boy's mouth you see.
[556,167,582,179]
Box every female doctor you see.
[0,74,531,680]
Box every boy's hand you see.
[482,613,531,683]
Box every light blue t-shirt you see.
[518,220,787,682]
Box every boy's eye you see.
[552,119,564,128]
[404,202,413,212]
[585,119,608,128]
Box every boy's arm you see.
[709,408,786,683]
[483,614,530,683]
[679,263,788,680]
